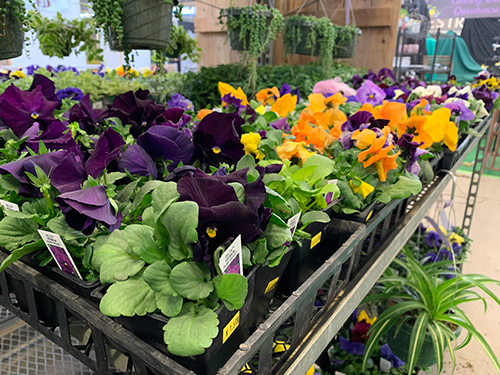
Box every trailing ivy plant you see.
[333,24,360,55]
[220,4,284,92]
[283,15,336,78]
[30,12,103,61]
[0,0,32,33]
[152,25,201,72]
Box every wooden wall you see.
[194,0,401,72]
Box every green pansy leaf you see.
[91,230,144,283]
[123,224,168,264]
[161,201,198,261]
[130,180,165,213]
[169,262,214,300]
[156,294,183,317]
[163,302,219,356]
[301,211,330,227]
[214,273,248,311]
[0,217,40,251]
[228,182,245,204]
[99,273,157,317]
[0,239,45,272]
[22,198,50,216]
[302,154,336,183]
[47,216,86,241]
[291,165,317,181]
[150,182,180,224]
[143,260,174,296]
[250,238,268,265]
[263,222,292,248]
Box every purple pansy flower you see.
[192,112,245,167]
[423,251,441,263]
[356,80,386,106]
[331,358,345,367]
[425,231,443,248]
[93,64,105,77]
[452,242,462,254]
[377,68,396,82]
[55,185,120,235]
[339,336,365,355]
[445,100,475,122]
[51,152,87,194]
[0,151,67,197]
[279,83,301,103]
[0,84,59,137]
[341,111,373,132]
[438,248,453,261]
[29,74,59,103]
[270,118,290,132]
[25,121,77,153]
[118,144,157,179]
[56,87,84,102]
[380,344,404,368]
[26,65,41,75]
[397,134,427,175]
[473,85,499,112]
[68,94,107,135]
[167,93,194,111]
[85,128,125,178]
[158,107,192,129]
[222,94,244,110]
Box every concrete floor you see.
[428,173,500,374]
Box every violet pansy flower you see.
[167,93,194,111]
[51,152,87,194]
[55,185,120,235]
[56,87,84,102]
[25,121,77,153]
[397,133,427,175]
[356,80,386,106]
[118,144,157,179]
[425,231,442,248]
[85,128,126,178]
[380,344,404,368]
[0,84,59,137]
[68,94,107,135]
[339,336,365,355]
[270,117,290,132]
[445,100,475,122]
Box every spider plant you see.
[362,247,500,374]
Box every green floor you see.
[457,144,500,179]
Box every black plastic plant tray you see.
[0,253,197,375]
[439,118,489,171]
[92,266,260,375]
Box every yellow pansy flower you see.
[439,226,465,244]
[349,180,375,199]
[241,133,265,160]
[352,129,377,150]
[10,70,26,79]
[277,140,315,162]
[256,105,266,115]
[357,310,377,324]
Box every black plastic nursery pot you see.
[94,266,258,375]
[277,218,362,296]
[329,201,379,224]
[248,247,293,330]
[226,8,272,51]
[439,118,489,171]
[332,32,359,59]
[109,0,174,51]
[387,321,462,368]
[286,20,321,56]
[0,1,24,60]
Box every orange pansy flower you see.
[397,116,433,149]
[306,93,347,114]
[271,93,297,118]
[378,101,407,128]
[410,99,431,116]
[359,103,381,119]
[256,87,280,105]
[276,140,315,162]
[352,129,378,150]
[374,151,401,182]
[291,120,313,142]
[196,109,213,120]
[307,126,335,152]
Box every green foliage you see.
[333,24,360,53]
[29,12,103,61]
[0,0,31,34]
[363,248,500,373]
[165,25,201,62]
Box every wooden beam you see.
[304,7,393,28]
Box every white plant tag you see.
[92,101,104,109]
[0,199,19,211]
[380,357,392,373]
[219,235,243,275]
[38,230,83,279]
[335,372,347,375]
[328,179,338,185]
[287,212,301,236]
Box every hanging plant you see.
[220,4,284,92]
[283,15,336,78]
[0,0,34,60]
[30,12,103,61]
[333,24,361,59]
[91,0,182,68]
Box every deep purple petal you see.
[51,152,87,193]
[118,144,158,179]
[85,128,125,178]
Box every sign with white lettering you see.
[428,0,500,19]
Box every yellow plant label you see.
[366,210,374,222]
[310,232,322,249]
[223,311,240,343]
[265,277,280,294]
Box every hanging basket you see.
[387,320,462,368]
[226,8,272,51]
[109,0,174,51]
[333,30,359,59]
[286,20,321,56]
[0,4,24,60]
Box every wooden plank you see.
[307,7,394,28]
[195,17,225,33]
